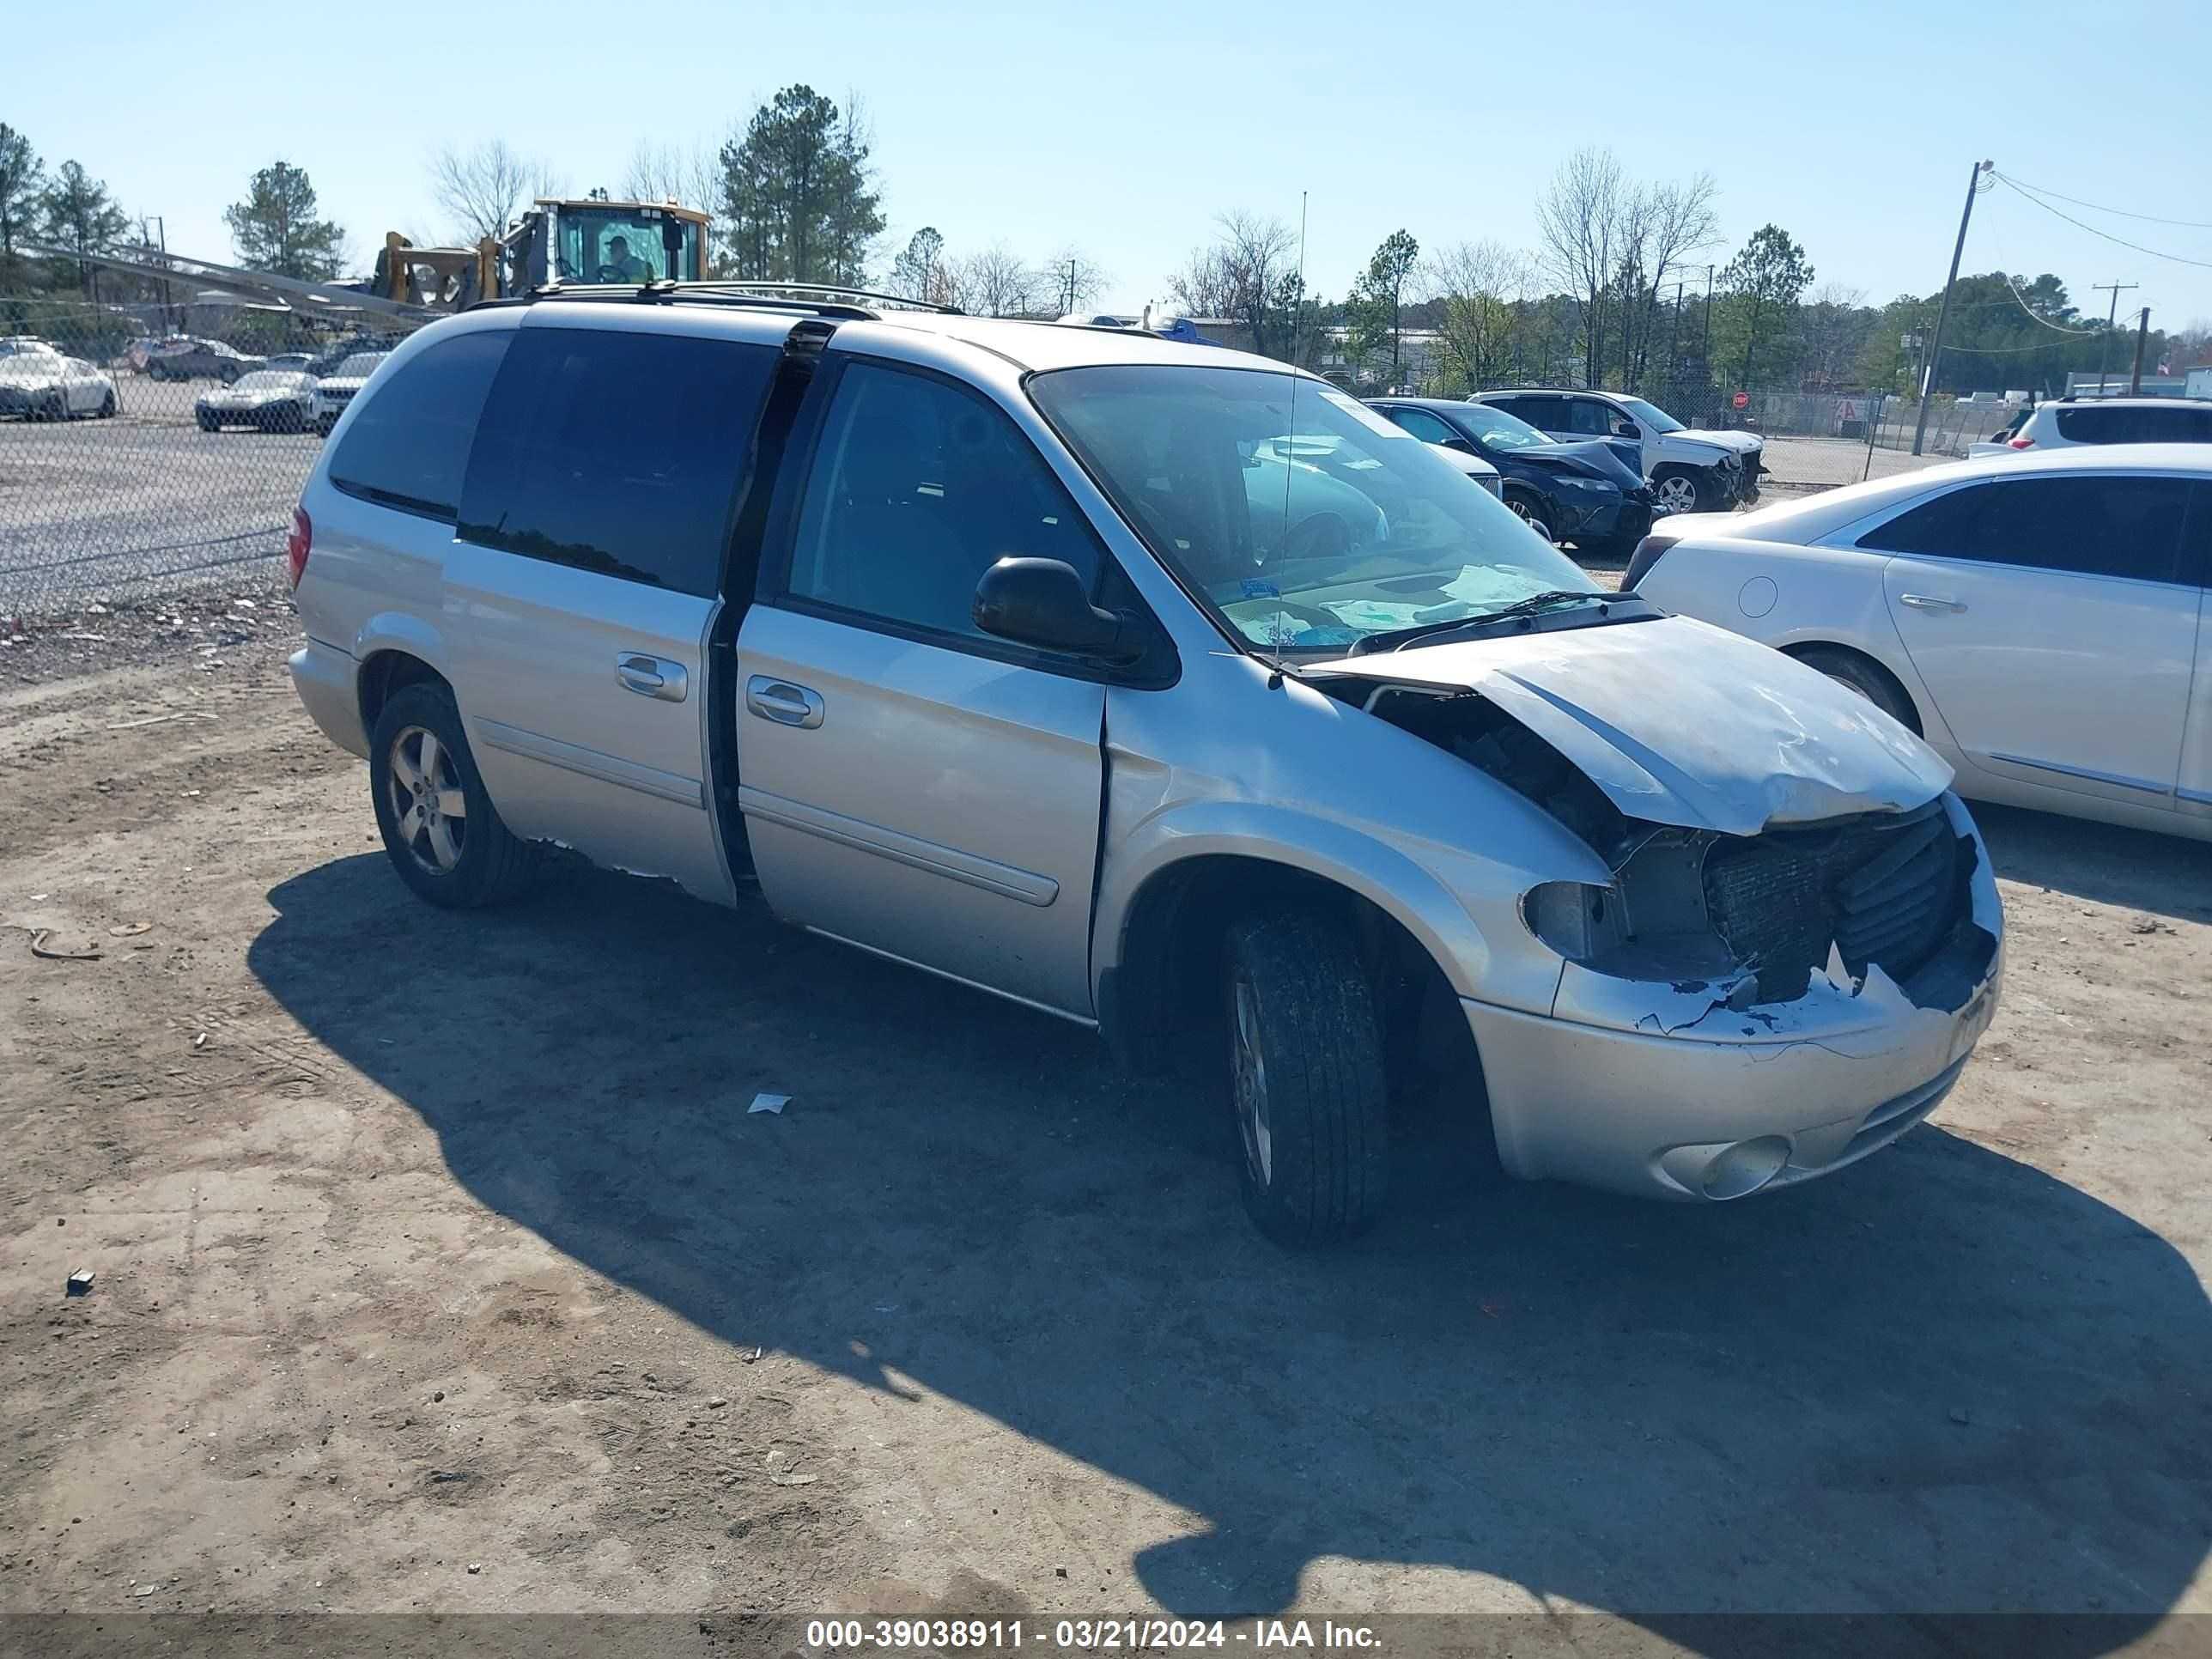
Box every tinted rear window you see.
[459,327,779,597]
[327,331,509,520]
[2054,403,2212,444]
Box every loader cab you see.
[504,199,709,290]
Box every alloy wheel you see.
[1231,972,1273,1188]
[386,726,468,875]
[1654,475,1700,514]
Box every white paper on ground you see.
[748,1093,791,1115]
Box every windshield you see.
[1454,402,1557,453]
[235,371,307,392]
[556,207,698,283]
[334,353,387,379]
[1617,396,1683,434]
[1029,363,1597,657]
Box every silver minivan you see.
[286,289,2002,1243]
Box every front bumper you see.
[1735,451,1764,503]
[1550,490,1649,546]
[1463,796,2002,1201]
[289,639,370,760]
[1464,973,1993,1200]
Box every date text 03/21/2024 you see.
[803,1618,1382,1650]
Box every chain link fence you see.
[0,295,425,622]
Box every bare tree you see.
[1167,243,1238,319]
[428,141,547,242]
[1623,173,1720,390]
[1536,147,1626,387]
[1427,240,1534,391]
[1169,210,1298,356]
[1797,281,1870,387]
[623,137,729,270]
[1044,246,1110,314]
[949,243,1041,317]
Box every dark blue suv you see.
[1367,397,1655,556]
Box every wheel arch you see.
[356,643,454,739]
[1094,831,1491,1075]
[1778,639,1926,737]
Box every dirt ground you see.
[3,637,2210,1644]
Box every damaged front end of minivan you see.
[1310,623,2002,1200]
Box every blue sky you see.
[14,0,2212,325]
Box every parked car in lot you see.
[286,294,2002,1243]
[1471,388,1765,515]
[0,335,64,362]
[1966,395,2212,457]
[146,338,265,383]
[1368,396,1656,554]
[196,369,319,433]
[310,352,388,434]
[0,352,118,420]
[1626,445,2212,842]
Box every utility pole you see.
[2091,281,2137,394]
[1665,280,1683,396]
[1911,159,1994,456]
[2130,306,2150,393]
[150,215,173,331]
[1700,264,1714,383]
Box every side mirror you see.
[1443,435,1477,453]
[974,557,1133,659]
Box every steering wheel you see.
[593,264,628,283]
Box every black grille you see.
[1703,804,1966,1002]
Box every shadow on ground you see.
[249,852,2211,1644]
[1970,798,2212,922]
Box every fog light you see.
[1699,1135,1791,1200]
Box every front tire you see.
[1650,466,1712,514]
[1224,908,1391,1246]
[368,684,540,909]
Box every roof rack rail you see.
[470,281,881,320]
[686,281,963,315]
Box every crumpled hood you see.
[1673,427,1762,459]
[1313,615,1951,836]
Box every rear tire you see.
[1792,646,1917,730]
[368,683,541,909]
[1224,908,1391,1246]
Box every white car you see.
[1967,396,2212,457]
[1424,441,1505,500]
[1470,388,1764,515]
[0,353,118,421]
[1626,444,2212,842]
[311,351,391,434]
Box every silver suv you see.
[286,289,2002,1243]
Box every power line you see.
[1994,173,2212,231]
[1992,173,2212,270]
[1999,275,2102,335]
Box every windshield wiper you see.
[1346,590,1615,655]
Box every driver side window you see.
[1388,406,1460,446]
[787,362,1106,643]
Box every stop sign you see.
[1732,391,1750,410]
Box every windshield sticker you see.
[1318,389,1410,437]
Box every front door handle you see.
[1899,592,1967,612]
[617,653,689,702]
[746,675,825,729]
